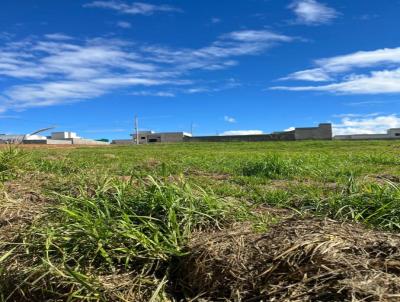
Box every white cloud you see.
[284,127,295,131]
[224,116,236,123]
[346,100,395,107]
[183,87,209,94]
[44,33,73,40]
[272,68,400,94]
[84,1,182,15]
[289,0,338,25]
[0,32,13,40]
[116,21,132,28]
[0,29,294,112]
[333,113,381,118]
[211,17,221,24]
[220,130,263,136]
[280,68,332,82]
[131,91,175,97]
[333,114,400,135]
[224,30,293,43]
[143,30,293,72]
[315,47,400,74]
[274,47,400,94]
[281,47,400,82]
[4,81,105,109]
[180,78,241,95]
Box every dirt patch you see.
[174,218,400,301]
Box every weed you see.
[0,146,27,181]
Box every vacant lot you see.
[1,141,400,301]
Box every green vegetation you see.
[0,145,27,181]
[1,140,400,301]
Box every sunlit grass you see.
[1,140,400,300]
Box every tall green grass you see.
[333,179,400,230]
[240,155,302,179]
[2,175,257,301]
[258,177,400,231]
[0,146,27,182]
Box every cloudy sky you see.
[0,0,399,138]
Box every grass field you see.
[1,141,400,301]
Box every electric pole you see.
[134,115,139,145]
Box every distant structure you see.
[0,126,55,144]
[112,131,192,145]
[0,131,109,145]
[294,123,332,140]
[334,128,400,140]
[51,132,80,140]
[186,123,332,143]
[111,123,332,144]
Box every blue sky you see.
[1,0,400,139]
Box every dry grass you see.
[175,217,400,301]
[0,175,50,242]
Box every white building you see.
[334,128,400,140]
[51,132,80,140]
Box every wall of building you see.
[159,132,190,143]
[131,132,191,144]
[387,128,400,137]
[334,134,397,140]
[69,138,109,145]
[51,132,79,140]
[111,124,332,145]
[184,132,296,143]
[294,123,332,140]
[334,128,400,140]
[22,139,72,145]
[111,139,135,145]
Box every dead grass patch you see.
[0,175,50,242]
[266,179,338,191]
[174,217,400,301]
[374,174,400,184]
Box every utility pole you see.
[134,115,139,145]
[190,121,194,136]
